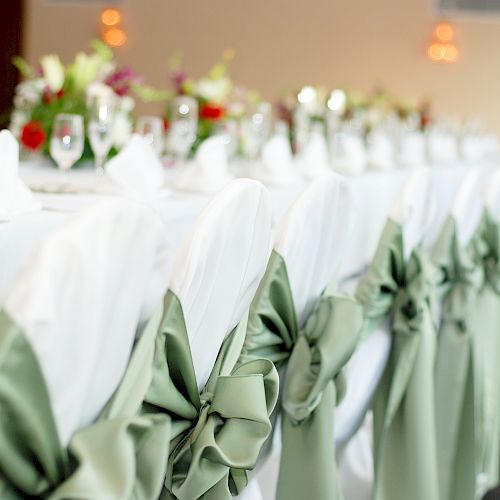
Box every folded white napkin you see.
[252,134,300,186]
[297,131,331,179]
[331,132,367,175]
[428,130,458,165]
[367,131,395,171]
[461,135,487,164]
[398,131,426,168]
[0,130,41,221]
[104,134,168,200]
[174,136,232,194]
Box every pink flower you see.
[105,66,144,96]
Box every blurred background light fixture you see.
[427,21,459,63]
[101,7,126,47]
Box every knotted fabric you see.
[432,216,485,500]
[142,290,279,500]
[238,250,363,500]
[355,218,441,500]
[0,307,171,499]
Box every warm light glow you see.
[428,43,443,61]
[101,8,121,27]
[104,27,126,47]
[435,22,454,42]
[442,43,459,62]
[297,86,317,104]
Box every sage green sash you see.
[0,307,171,499]
[238,250,363,500]
[432,216,485,500]
[355,218,441,500]
[468,212,500,497]
[142,290,279,500]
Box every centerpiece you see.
[9,40,146,163]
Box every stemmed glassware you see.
[167,96,198,164]
[50,113,84,171]
[87,95,116,175]
[136,116,164,157]
[241,102,272,160]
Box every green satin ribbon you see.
[239,250,363,500]
[0,307,171,499]
[355,218,441,500]
[432,216,485,500]
[469,212,500,496]
[142,290,279,500]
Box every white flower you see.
[13,79,45,109]
[196,77,232,104]
[69,53,102,92]
[9,110,30,138]
[112,111,133,148]
[86,81,115,104]
[119,95,135,113]
[40,54,65,93]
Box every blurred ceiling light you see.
[104,27,127,47]
[297,86,317,104]
[428,21,458,63]
[327,89,346,113]
[101,8,121,27]
[435,22,454,41]
[442,43,459,62]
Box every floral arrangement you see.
[276,85,433,149]
[164,50,261,152]
[9,40,144,161]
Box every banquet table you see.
[0,160,495,305]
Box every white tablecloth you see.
[0,161,492,305]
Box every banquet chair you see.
[338,167,438,500]
[432,167,491,500]
[237,172,363,500]
[0,199,172,498]
[141,179,279,499]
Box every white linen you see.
[367,131,395,171]
[105,134,168,200]
[331,132,367,175]
[296,130,331,179]
[0,130,40,221]
[451,169,486,245]
[486,167,500,219]
[169,179,273,390]
[3,200,170,445]
[253,134,300,186]
[397,131,426,168]
[428,129,458,165]
[174,136,232,194]
[275,172,352,325]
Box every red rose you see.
[20,121,46,151]
[56,89,65,99]
[163,117,170,132]
[200,104,225,120]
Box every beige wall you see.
[22,0,500,131]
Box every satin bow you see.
[239,251,363,500]
[142,290,278,500]
[0,309,171,500]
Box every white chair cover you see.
[338,167,435,500]
[486,168,500,220]
[246,173,354,500]
[451,169,485,245]
[4,200,170,446]
[169,178,274,390]
[275,173,352,325]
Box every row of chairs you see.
[0,168,499,499]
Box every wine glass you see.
[241,102,271,160]
[87,95,115,174]
[50,114,84,172]
[136,116,164,157]
[167,96,198,164]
